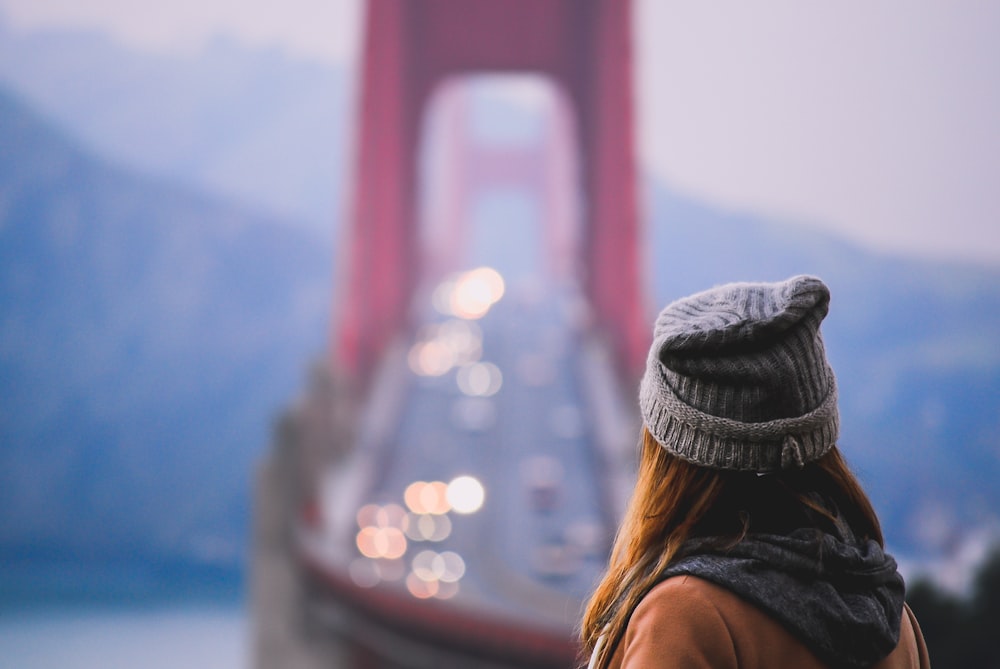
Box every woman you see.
[581,276,929,669]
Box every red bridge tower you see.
[335,0,647,382]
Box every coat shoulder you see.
[625,575,828,669]
[615,576,739,669]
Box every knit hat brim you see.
[639,364,839,471]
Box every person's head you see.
[581,276,883,666]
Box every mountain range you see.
[0,85,331,597]
[1,19,998,599]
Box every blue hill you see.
[0,86,332,597]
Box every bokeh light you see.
[446,476,485,514]
[411,550,441,581]
[406,571,439,599]
[404,481,451,515]
[404,512,452,542]
[450,274,489,318]
[437,320,483,364]
[404,481,428,514]
[456,361,503,397]
[436,551,466,583]
[355,525,407,560]
[432,278,458,316]
[434,580,460,600]
[469,267,505,303]
[355,503,410,560]
[408,339,456,376]
[407,320,484,377]
[376,503,408,528]
[356,503,382,529]
[411,550,466,583]
[431,267,506,320]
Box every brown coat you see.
[607,575,930,669]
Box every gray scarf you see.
[656,530,905,669]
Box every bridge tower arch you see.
[334,0,647,383]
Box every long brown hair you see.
[580,428,883,668]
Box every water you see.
[0,605,247,668]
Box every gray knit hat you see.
[639,275,839,472]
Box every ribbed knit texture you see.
[639,275,839,472]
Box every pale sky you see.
[2,0,998,265]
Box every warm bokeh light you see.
[404,481,451,515]
[404,481,428,514]
[356,503,381,529]
[431,278,458,316]
[422,481,451,515]
[356,526,407,560]
[355,526,381,559]
[470,266,505,303]
[407,550,465,600]
[446,475,485,514]
[437,320,483,364]
[451,274,493,319]
[407,339,456,376]
[377,503,408,529]
[411,550,440,582]
[431,267,506,320]
[379,528,407,559]
[407,320,484,377]
[434,580,460,600]
[406,571,439,599]
[355,503,411,559]
[456,361,503,397]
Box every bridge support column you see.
[334,0,421,381]
[577,0,647,377]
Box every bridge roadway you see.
[299,274,637,659]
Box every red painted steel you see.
[334,0,647,379]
